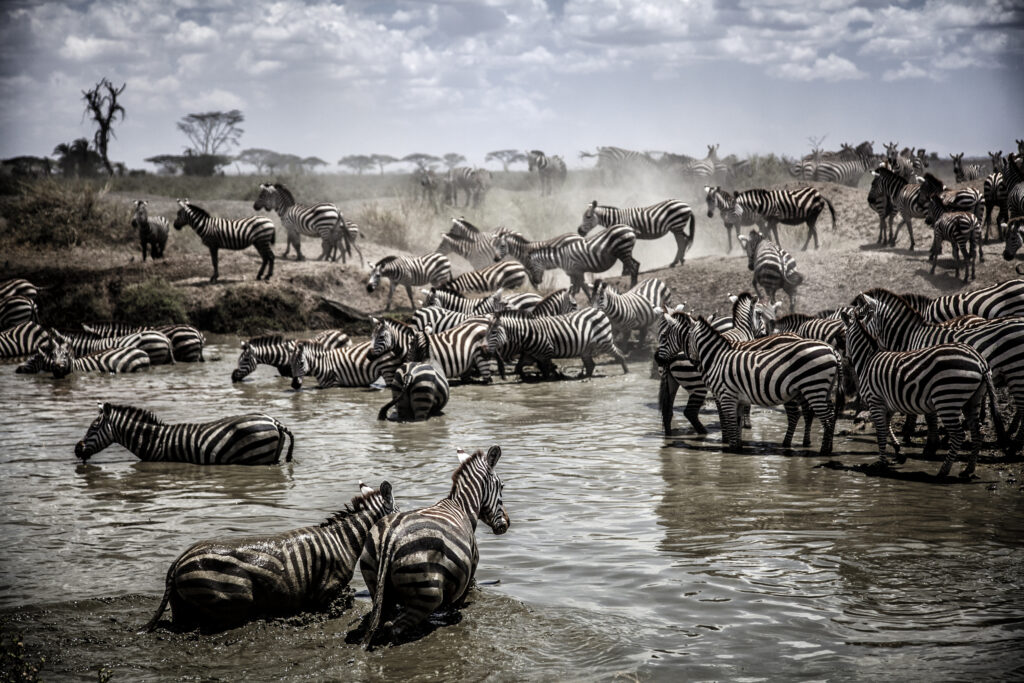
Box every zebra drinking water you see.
[366,254,452,311]
[230,330,350,383]
[131,199,168,261]
[75,403,294,465]
[578,199,695,267]
[358,446,508,648]
[145,481,396,632]
[173,199,276,283]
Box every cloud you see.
[882,60,933,82]
[778,53,867,81]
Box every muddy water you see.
[1,335,1023,681]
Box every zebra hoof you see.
[937,464,952,478]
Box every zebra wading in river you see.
[377,362,450,421]
[722,187,836,251]
[358,446,508,648]
[591,278,668,349]
[174,199,276,283]
[577,199,695,267]
[0,321,47,358]
[368,317,497,384]
[367,254,452,311]
[75,403,294,464]
[231,331,351,382]
[289,339,401,390]
[842,307,1003,478]
[81,323,206,363]
[19,336,151,378]
[131,199,168,261]
[527,150,567,196]
[737,229,803,313]
[145,481,396,632]
[253,182,349,262]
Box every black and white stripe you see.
[1002,219,1024,275]
[366,253,453,311]
[527,150,567,195]
[289,339,401,390]
[75,402,294,464]
[56,329,175,365]
[1003,153,1024,222]
[435,217,498,269]
[368,317,497,384]
[359,446,508,648]
[19,338,151,378]
[870,166,926,249]
[951,153,983,182]
[737,229,803,313]
[131,199,168,261]
[0,295,37,330]
[561,225,640,299]
[146,481,396,631]
[867,171,899,245]
[81,323,206,363]
[0,321,47,358]
[918,173,985,223]
[231,330,350,382]
[446,167,491,208]
[812,154,874,186]
[725,187,836,251]
[253,182,348,262]
[442,260,529,295]
[591,278,668,348]
[0,278,38,301]
[421,287,505,315]
[173,199,276,283]
[492,229,588,287]
[705,186,756,253]
[377,363,450,421]
[924,196,980,283]
[578,199,696,267]
[984,170,1008,240]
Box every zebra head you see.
[578,200,603,236]
[527,150,543,172]
[172,199,193,231]
[989,150,1003,172]
[367,318,396,361]
[232,340,257,383]
[288,341,307,390]
[492,232,508,261]
[454,446,509,535]
[75,402,115,460]
[591,280,611,311]
[41,333,73,379]
[353,480,398,519]
[253,183,280,212]
[366,263,382,293]
[738,229,762,270]
[131,199,148,228]
[654,306,692,366]
[484,315,508,358]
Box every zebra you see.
[867,170,899,245]
[418,169,442,213]
[1003,218,1024,274]
[856,288,1024,454]
[577,199,695,268]
[870,166,927,249]
[590,278,668,349]
[55,328,175,366]
[144,481,396,632]
[951,153,983,182]
[358,446,508,648]
[18,337,151,378]
[0,321,47,358]
[75,403,294,465]
[377,362,450,421]
[704,186,755,253]
[561,225,639,300]
[842,308,1004,478]
[684,144,725,180]
[485,308,628,380]
[231,330,350,382]
[812,154,875,187]
[0,295,37,330]
[884,143,928,182]
[131,199,168,261]
[984,169,1008,240]
[724,187,836,251]
[173,199,276,283]
[924,195,981,283]
[253,182,348,262]
[0,278,38,300]
[685,316,840,456]
[503,288,576,318]
[918,173,985,229]
[81,323,206,363]
[737,229,803,313]
[421,287,505,315]
[1004,153,1024,221]
[289,339,401,390]
[527,150,567,195]
[435,217,498,269]
[367,317,497,384]
[583,146,657,185]
[447,167,491,208]
[491,229,588,286]
[442,261,529,295]
[366,253,453,311]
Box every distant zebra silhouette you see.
[173,199,276,283]
[131,199,168,261]
[527,150,567,195]
[366,254,452,311]
[75,403,294,465]
[253,182,349,263]
[582,146,656,185]
[146,481,396,632]
[578,199,695,267]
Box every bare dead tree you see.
[82,78,126,176]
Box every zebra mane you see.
[106,403,164,425]
[449,449,487,496]
[450,218,482,237]
[859,288,923,322]
[375,255,399,268]
[321,486,390,527]
[247,334,285,346]
[183,202,210,220]
[272,183,295,204]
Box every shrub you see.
[192,285,306,334]
[115,278,189,325]
[0,179,124,248]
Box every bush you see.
[192,285,306,334]
[37,281,113,328]
[115,278,188,325]
[0,178,124,248]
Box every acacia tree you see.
[302,156,328,173]
[442,153,467,170]
[401,153,441,172]
[338,154,374,174]
[82,78,126,176]
[370,154,398,175]
[177,110,245,155]
[485,149,526,172]
[236,148,277,174]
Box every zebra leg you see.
[800,398,815,447]
[937,411,966,478]
[384,281,396,311]
[870,401,893,465]
[683,385,709,435]
[718,396,743,453]
[742,404,752,429]
[257,242,274,281]
[901,413,918,445]
[208,247,219,283]
[782,400,800,448]
[579,355,596,379]
[405,284,417,311]
[805,390,835,457]
[801,216,818,251]
[922,413,940,460]
[659,373,680,435]
[962,391,984,478]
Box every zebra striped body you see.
[984,171,1008,239]
[578,199,695,267]
[1003,219,1024,274]
[812,155,874,186]
[368,317,496,384]
[0,279,38,301]
[231,331,350,382]
[378,363,450,421]
[586,146,657,184]
[447,167,491,208]
[868,171,898,245]
[485,308,627,379]
[870,167,926,249]
[367,254,452,311]
[738,230,803,313]
[925,200,980,283]
[411,307,480,335]
[918,173,985,223]
[131,199,168,261]
[705,186,756,252]
[81,323,205,362]
[726,187,836,251]
[422,287,504,315]
[1004,153,1024,221]
[75,403,294,464]
[684,145,726,180]
[19,340,151,378]
[289,340,401,390]
[561,225,640,299]
[359,446,508,648]
[145,482,396,631]
[492,229,587,286]
[951,153,983,182]
[843,310,998,478]
[173,200,276,283]
[443,260,529,295]
[511,288,576,317]
[253,182,347,262]
[0,321,47,359]
[435,218,498,269]
[591,278,668,348]
[527,150,567,195]
[885,144,928,182]
[0,295,37,330]
[857,289,1024,453]
[58,329,174,365]
[688,317,839,455]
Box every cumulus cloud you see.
[778,53,867,81]
[882,61,933,82]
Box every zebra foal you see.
[131,199,168,261]
[174,199,276,283]
[145,481,396,632]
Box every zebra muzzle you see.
[74,441,90,460]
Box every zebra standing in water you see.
[842,309,1002,478]
[19,337,151,378]
[253,182,349,262]
[358,446,508,648]
[81,322,206,363]
[55,328,174,365]
[737,230,804,313]
[951,153,983,182]
[442,260,529,295]
[368,317,497,384]
[578,199,696,268]
[0,321,47,358]
[146,481,396,632]
[289,340,401,390]
[435,217,498,269]
[527,150,567,196]
[231,330,350,382]
[920,279,1024,321]
[590,278,668,349]
[377,362,450,421]
[724,188,836,251]
[75,403,294,464]
[366,254,453,311]
[173,200,276,283]
[131,199,168,261]
[485,308,628,379]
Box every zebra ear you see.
[359,481,374,496]
[456,448,472,464]
[674,303,685,312]
[590,200,597,209]
[727,293,738,303]
[486,445,501,468]
[378,480,393,502]
[240,340,248,349]
[371,317,380,325]
[96,401,104,413]
[653,306,663,315]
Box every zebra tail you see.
[378,394,402,421]
[332,214,352,258]
[143,563,176,633]
[271,418,295,463]
[687,212,696,242]
[787,270,805,286]
[984,370,1010,454]
[362,528,396,649]
[825,197,837,231]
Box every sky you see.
[0,0,1022,172]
